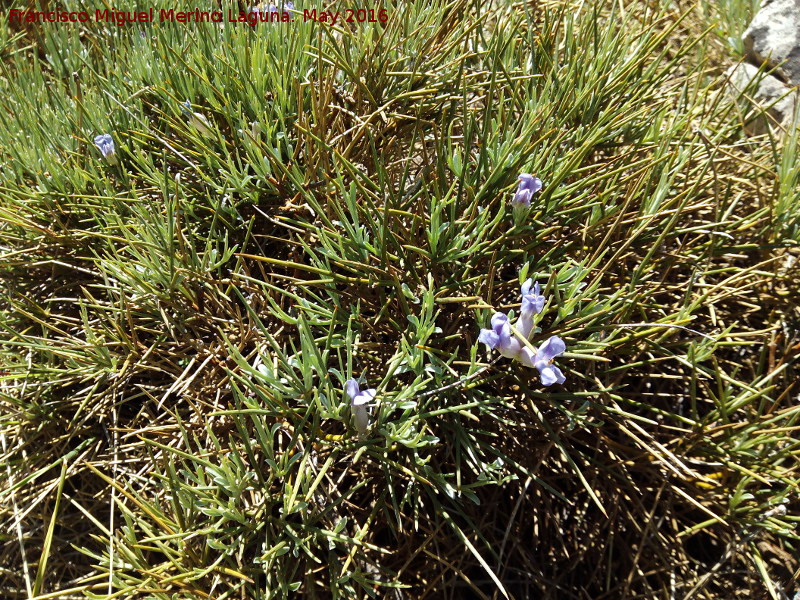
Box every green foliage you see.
[1,0,799,599]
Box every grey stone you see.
[726,62,799,135]
[743,0,800,85]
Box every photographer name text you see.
[8,8,389,26]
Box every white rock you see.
[743,0,800,85]
[726,62,799,134]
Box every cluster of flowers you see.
[95,112,553,431]
[95,127,554,428]
[478,279,566,386]
[346,280,565,434]
[344,172,559,434]
[476,173,565,385]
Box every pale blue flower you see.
[521,279,546,315]
[512,173,542,207]
[511,173,542,224]
[478,312,535,367]
[93,133,117,165]
[518,279,546,339]
[533,336,566,386]
[345,378,376,434]
[478,311,566,385]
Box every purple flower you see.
[510,174,542,224]
[478,311,566,386]
[512,173,542,208]
[517,279,546,339]
[345,378,376,434]
[478,312,535,367]
[533,336,566,386]
[93,133,117,165]
[521,279,546,315]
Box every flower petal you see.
[521,294,544,316]
[521,281,546,317]
[518,345,536,368]
[512,189,532,207]
[551,365,566,385]
[497,336,523,360]
[478,328,500,349]
[93,134,114,155]
[497,319,514,348]
[519,173,543,193]
[345,378,360,400]
[352,405,370,434]
[352,389,376,406]
[541,365,565,386]
[490,312,509,331]
[537,336,566,362]
[516,313,534,340]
